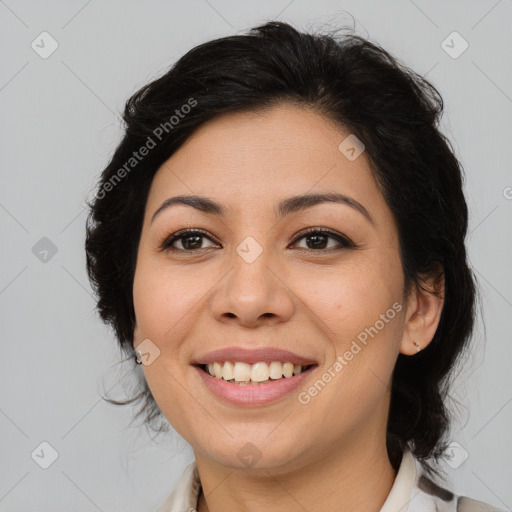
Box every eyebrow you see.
[151,192,375,226]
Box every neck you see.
[195,436,397,512]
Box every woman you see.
[85,21,506,512]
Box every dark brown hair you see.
[85,21,478,476]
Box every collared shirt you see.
[156,447,507,512]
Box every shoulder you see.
[456,495,509,512]
[415,469,508,512]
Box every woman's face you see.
[132,103,411,470]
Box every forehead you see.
[146,104,389,224]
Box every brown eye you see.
[291,228,355,251]
[161,229,218,251]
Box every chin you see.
[191,429,310,471]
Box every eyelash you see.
[159,227,356,253]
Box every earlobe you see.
[132,322,144,364]
[399,271,445,356]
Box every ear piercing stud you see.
[413,341,421,352]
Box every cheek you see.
[132,260,200,342]
[293,250,404,402]
[295,268,402,435]
[132,263,200,437]
[296,253,403,339]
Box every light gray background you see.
[1,1,511,511]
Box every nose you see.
[209,246,295,327]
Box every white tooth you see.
[213,362,223,379]
[251,362,270,382]
[222,361,234,380]
[293,364,302,376]
[234,362,252,382]
[269,361,283,379]
[282,362,294,378]
[207,363,215,376]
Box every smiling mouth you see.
[197,361,317,385]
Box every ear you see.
[400,269,445,355]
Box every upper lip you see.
[192,347,318,366]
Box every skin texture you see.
[132,104,444,512]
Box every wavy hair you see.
[85,21,478,476]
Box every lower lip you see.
[195,365,316,406]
